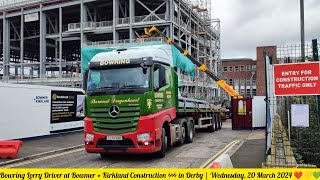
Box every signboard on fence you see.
[50,90,85,132]
[273,62,320,96]
[291,104,309,127]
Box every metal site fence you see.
[264,40,320,168]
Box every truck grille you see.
[96,138,135,150]
[90,105,140,134]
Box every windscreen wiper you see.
[114,85,142,95]
[88,86,113,95]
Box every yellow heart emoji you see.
[304,172,312,179]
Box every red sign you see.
[274,62,320,96]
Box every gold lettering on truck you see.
[100,59,130,66]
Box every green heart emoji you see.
[313,172,320,179]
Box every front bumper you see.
[84,116,161,154]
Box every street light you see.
[300,0,305,61]
[250,71,255,98]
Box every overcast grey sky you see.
[212,0,320,59]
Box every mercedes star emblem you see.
[109,105,120,118]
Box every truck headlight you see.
[86,133,94,141]
[137,133,150,141]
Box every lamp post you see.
[300,0,305,61]
[250,71,255,98]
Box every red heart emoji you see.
[294,172,303,179]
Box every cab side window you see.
[154,66,160,90]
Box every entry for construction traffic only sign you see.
[274,62,320,96]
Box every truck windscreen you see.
[87,66,151,95]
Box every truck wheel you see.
[176,122,186,146]
[214,114,218,131]
[99,153,109,158]
[208,114,216,132]
[156,128,167,158]
[186,121,194,143]
[218,115,222,129]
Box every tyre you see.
[176,122,186,146]
[208,113,216,132]
[99,153,108,158]
[185,121,194,143]
[155,128,167,158]
[214,114,218,131]
[217,114,222,129]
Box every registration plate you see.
[106,136,123,141]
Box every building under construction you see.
[0,0,221,100]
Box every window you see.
[229,66,233,72]
[240,78,245,86]
[246,79,251,86]
[252,78,256,86]
[240,65,245,71]
[87,67,150,95]
[240,89,245,96]
[246,65,251,71]
[234,66,239,71]
[154,66,160,90]
[252,65,256,71]
[252,89,257,96]
[246,89,251,97]
[234,78,239,86]
[223,66,228,72]
[229,79,233,85]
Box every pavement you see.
[0,131,84,163]
[230,129,266,168]
[0,120,266,168]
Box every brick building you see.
[221,46,277,99]
[221,58,257,98]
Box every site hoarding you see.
[273,62,320,96]
[0,83,83,140]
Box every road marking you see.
[199,139,241,168]
[1,148,84,168]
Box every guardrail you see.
[83,37,165,48]
[67,14,166,32]
[1,75,83,87]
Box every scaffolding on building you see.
[0,0,221,101]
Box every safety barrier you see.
[210,154,234,168]
[0,140,23,159]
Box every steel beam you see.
[2,13,10,77]
[20,9,24,77]
[47,15,57,34]
[39,5,47,77]
[80,0,85,48]
[4,1,80,18]
[129,0,135,41]
[59,7,63,77]
[113,0,119,41]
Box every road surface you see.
[3,121,251,168]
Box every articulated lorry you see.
[82,27,241,158]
